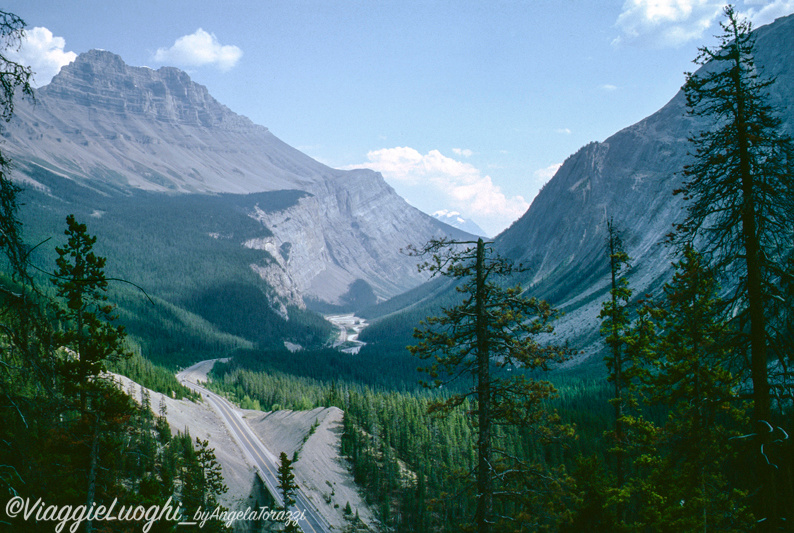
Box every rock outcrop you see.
[494,13,794,357]
[4,50,469,307]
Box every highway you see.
[177,362,331,533]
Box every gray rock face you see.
[495,13,794,358]
[43,50,251,129]
[246,169,458,305]
[3,50,465,307]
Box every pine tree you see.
[677,5,793,426]
[51,214,129,414]
[0,10,33,281]
[676,7,794,526]
[182,437,228,532]
[196,437,228,503]
[408,238,573,533]
[277,451,299,532]
[598,220,634,491]
[639,246,752,531]
[50,215,132,533]
[0,14,41,502]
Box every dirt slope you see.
[244,407,377,530]
[112,362,376,531]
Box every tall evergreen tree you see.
[640,246,751,531]
[677,4,793,424]
[408,238,573,533]
[0,10,33,281]
[676,7,794,526]
[182,437,229,532]
[598,220,634,491]
[277,451,299,532]
[51,215,129,413]
[0,17,41,495]
[50,215,130,533]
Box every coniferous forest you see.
[1,5,793,533]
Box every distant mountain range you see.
[1,49,480,363]
[432,210,488,238]
[7,12,793,367]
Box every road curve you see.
[177,362,331,533]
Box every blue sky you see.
[5,1,794,236]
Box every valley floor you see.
[326,314,369,354]
[115,359,376,531]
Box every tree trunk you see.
[474,238,492,533]
[733,58,771,426]
[732,44,775,528]
[85,414,99,533]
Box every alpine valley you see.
[4,49,475,364]
[3,7,794,533]
[6,14,794,369]
[360,12,794,370]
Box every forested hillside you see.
[363,10,794,366]
[2,5,792,533]
[211,9,794,532]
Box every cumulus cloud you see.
[613,0,724,47]
[614,1,794,47]
[534,163,562,185]
[154,28,242,71]
[740,0,794,26]
[346,147,528,234]
[5,27,76,87]
[452,148,473,157]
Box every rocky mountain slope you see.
[495,12,794,358]
[4,49,469,310]
[363,13,794,364]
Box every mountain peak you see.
[6,47,467,309]
[432,210,489,238]
[41,49,258,130]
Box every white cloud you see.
[600,83,619,91]
[452,148,473,157]
[154,29,242,71]
[534,163,562,185]
[346,147,528,235]
[613,0,724,47]
[556,127,572,134]
[740,0,794,26]
[6,27,76,87]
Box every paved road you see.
[177,362,331,533]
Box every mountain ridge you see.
[363,12,794,363]
[4,49,472,327]
[498,12,794,358]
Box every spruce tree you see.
[51,215,129,413]
[277,451,299,532]
[676,7,794,526]
[598,220,633,491]
[677,5,793,424]
[640,246,751,531]
[408,238,573,533]
[50,215,131,533]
